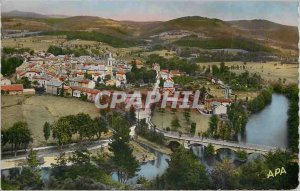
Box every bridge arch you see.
[167,140,181,151]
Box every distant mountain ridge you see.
[2,10,68,18]
[1,11,298,52]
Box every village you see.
[1,49,234,120]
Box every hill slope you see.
[228,20,298,45]
[1,13,298,51]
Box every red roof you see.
[1,84,24,91]
[170,70,182,75]
[160,70,169,73]
[117,71,125,75]
[70,86,100,95]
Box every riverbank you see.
[135,137,173,155]
[130,141,156,162]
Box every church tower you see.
[107,52,113,76]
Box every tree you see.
[68,149,91,166]
[171,116,181,131]
[51,152,68,169]
[51,116,74,146]
[15,77,31,88]
[75,113,95,142]
[109,113,140,183]
[208,115,219,138]
[164,146,211,189]
[93,116,108,139]
[27,149,40,168]
[235,149,247,161]
[211,159,239,189]
[43,122,51,141]
[184,109,191,126]
[129,105,136,124]
[190,122,196,135]
[212,64,219,75]
[204,143,215,158]
[1,56,24,76]
[17,149,43,189]
[6,122,32,156]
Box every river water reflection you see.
[240,94,289,148]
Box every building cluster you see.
[159,68,186,94]
[5,52,131,101]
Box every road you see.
[1,139,111,169]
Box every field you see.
[2,35,116,52]
[2,95,99,146]
[143,49,177,59]
[204,83,259,101]
[198,61,298,84]
[2,35,66,51]
[151,108,210,135]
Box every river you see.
[240,94,289,148]
[121,94,289,183]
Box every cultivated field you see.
[2,35,66,51]
[2,95,99,146]
[198,61,298,84]
[151,108,210,135]
[143,50,177,59]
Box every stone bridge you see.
[157,129,282,154]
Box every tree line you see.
[2,47,34,55]
[273,83,298,153]
[47,45,89,56]
[1,56,24,76]
[248,88,273,113]
[143,146,298,190]
[51,113,108,146]
[146,54,199,75]
[44,31,138,48]
[1,122,32,156]
[209,62,264,91]
[135,119,165,145]
[126,63,157,84]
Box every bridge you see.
[154,128,283,154]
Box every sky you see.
[1,0,298,26]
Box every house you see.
[160,70,169,80]
[0,77,11,85]
[46,80,63,95]
[211,102,228,115]
[105,79,116,87]
[69,78,95,89]
[170,70,183,77]
[18,70,41,80]
[116,70,126,82]
[204,98,232,115]
[23,89,36,95]
[70,86,100,102]
[1,84,24,95]
[163,78,174,88]
[32,75,51,87]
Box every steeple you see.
[108,52,113,66]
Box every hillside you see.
[1,13,298,51]
[229,20,298,45]
[141,16,241,37]
[2,10,67,18]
